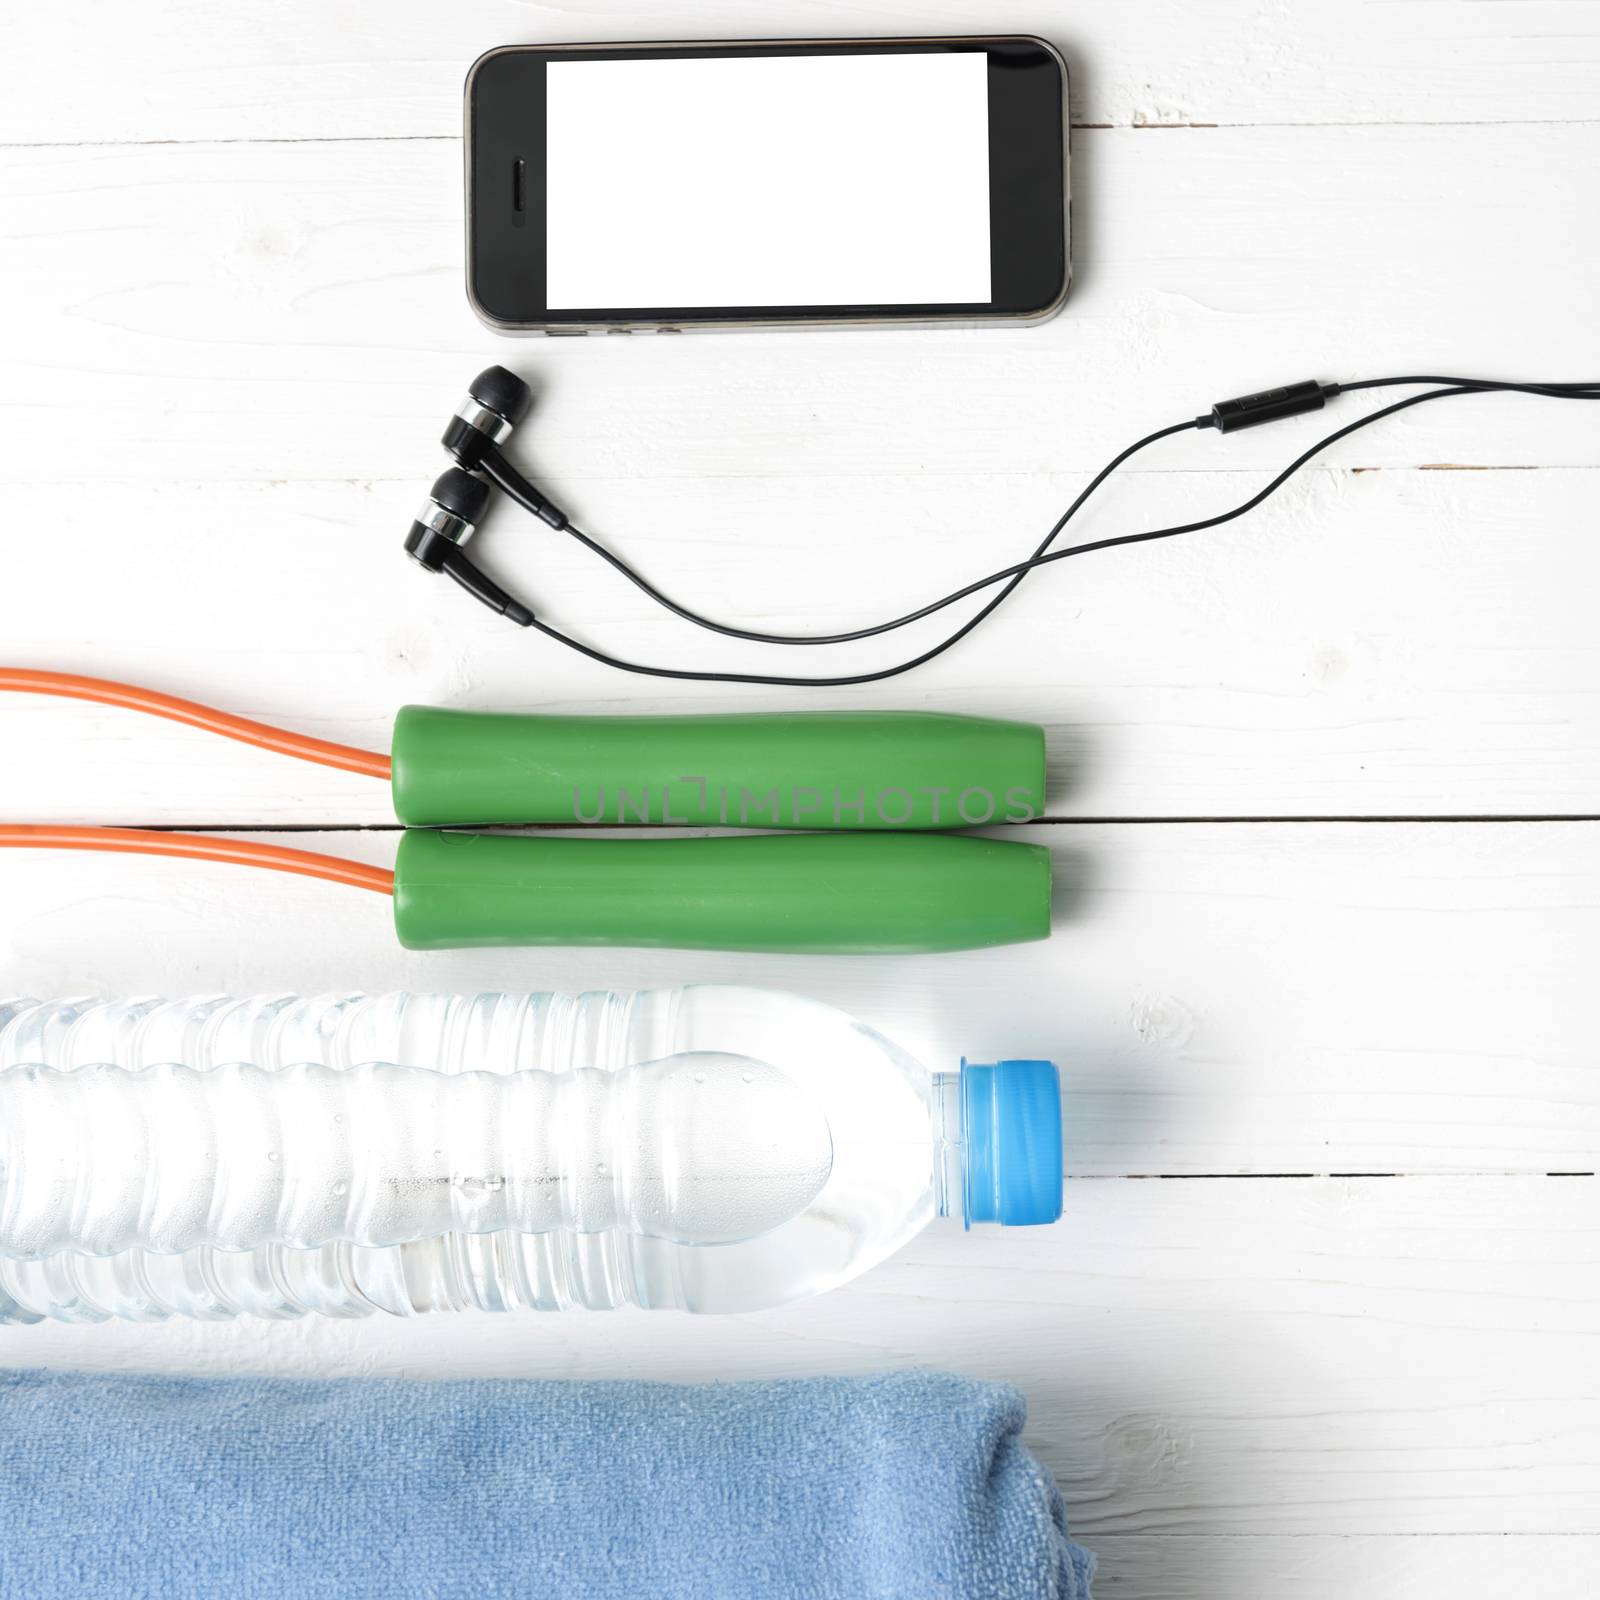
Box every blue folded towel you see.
[0,1367,1092,1599]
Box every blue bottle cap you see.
[960,1059,1063,1227]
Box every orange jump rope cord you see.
[0,826,394,896]
[0,668,392,781]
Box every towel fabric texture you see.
[0,1366,1093,1600]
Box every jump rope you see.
[0,672,1051,953]
[5,369,1594,952]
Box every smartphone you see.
[465,37,1069,335]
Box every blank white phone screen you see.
[544,52,991,310]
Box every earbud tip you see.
[430,466,491,522]
[468,366,532,425]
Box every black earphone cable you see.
[484,420,1201,647]
[1334,376,1600,400]
[480,376,1595,687]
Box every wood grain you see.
[2,121,1597,819]
[4,1,1598,144]
[1087,1537,1600,1597]
[3,464,1595,819]
[4,126,1597,488]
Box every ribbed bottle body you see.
[0,989,940,1323]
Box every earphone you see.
[406,367,1600,686]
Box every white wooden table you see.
[2,4,1597,1595]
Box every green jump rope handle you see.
[392,830,1051,954]
[390,707,1046,830]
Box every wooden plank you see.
[3,0,1598,145]
[4,463,1597,820]
[0,824,1593,1175]
[2,125,1597,817]
[0,1175,1593,1538]
[4,125,1598,489]
[1087,1536,1600,1598]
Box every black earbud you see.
[442,366,533,468]
[435,365,570,538]
[404,467,491,573]
[403,467,533,625]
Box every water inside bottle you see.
[0,988,948,1318]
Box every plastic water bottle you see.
[0,988,1062,1323]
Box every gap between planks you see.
[8,118,1600,152]
[117,816,1600,831]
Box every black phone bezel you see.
[466,37,1068,331]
